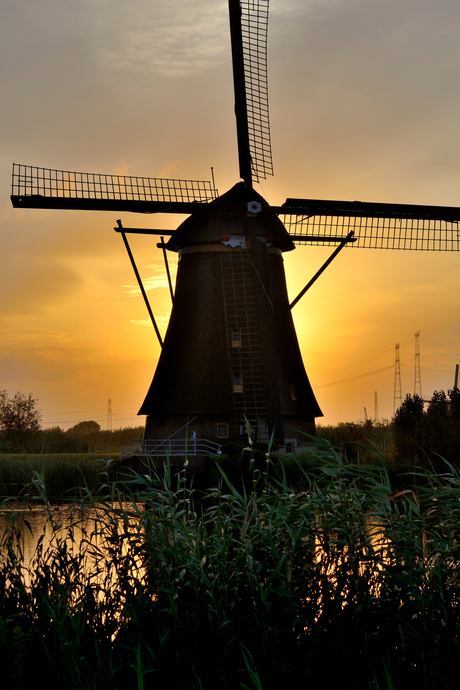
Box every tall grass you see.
[0,440,459,689]
[0,454,108,501]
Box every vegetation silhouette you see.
[1,441,460,689]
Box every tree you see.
[392,394,426,466]
[67,420,102,452]
[427,389,449,419]
[0,390,42,452]
[67,420,101,436]
[392,390,460,471]
[41,426,78,453]
[0,390,42,433]
[429,389,460,468]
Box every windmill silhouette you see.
[11,0,459,451]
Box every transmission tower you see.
[107,398,113,431]
[414,330,422,398]
[374,391,378,422]
[393,343,402,415]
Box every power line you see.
[42,415,145,427]
[314,364,394,390]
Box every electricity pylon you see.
[107,398,113,431]
[393,344,402,415]
[414,330,422,398]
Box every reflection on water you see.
[0,502,146,587]
[1,505,86,566]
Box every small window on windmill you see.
[217,423,229,439]
[233,373,243,393]
[231,329,242,348]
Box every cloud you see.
[0,329,70,346]
[158,160,185,179]
[90,0,229,78]
[123,264,176,295]
[130,315,170,329]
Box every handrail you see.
[119,438,222,459]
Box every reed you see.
[0,442,459,689]
[0,454,108,501]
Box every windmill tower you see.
[138,183,321,445]
[10,0,460,451]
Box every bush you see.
[318,420,392,463]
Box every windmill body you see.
[10,0,459,450]
[139,183,321,447]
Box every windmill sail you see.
[229,0,273,186]
[10,163,217,213]
[278,198,460,251]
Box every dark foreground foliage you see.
[1,442,460,689]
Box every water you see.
[0,502,145,585]
[1,504,90,564]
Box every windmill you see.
[10,0,459,452]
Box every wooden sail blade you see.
[10,164,217,214]
[229,0,273,185]
[278,198,460,251]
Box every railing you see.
[119,438,222,459]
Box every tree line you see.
[1,387,459,466]
[317,388,460,475]
[392,388,460,471]
[0,390,144,454]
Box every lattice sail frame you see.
[281,211,459,252]
[241,0,273,182]
[11,164,217,204]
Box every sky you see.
[1,0,459,430]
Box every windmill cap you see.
[166,182,295,252]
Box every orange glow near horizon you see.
[1,1,458,431]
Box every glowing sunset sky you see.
[1,0,459,430]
